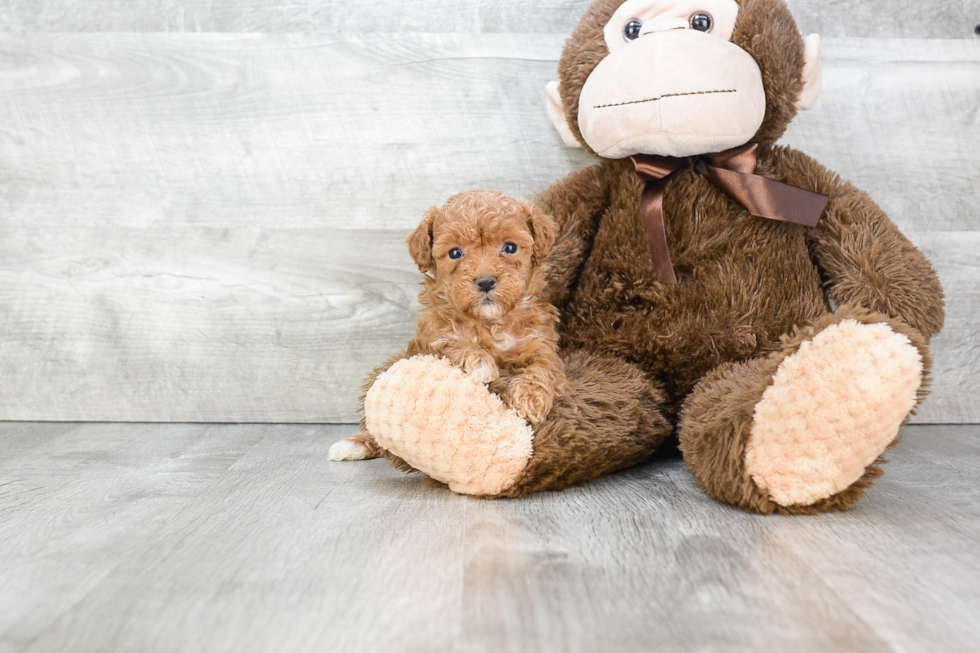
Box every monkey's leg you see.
[677,306,930,514]
[364,350,671,498]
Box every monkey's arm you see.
[767,146,945,340]
[533,163,612,308]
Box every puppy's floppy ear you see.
[524,202,556,262]
[407,207,438,273]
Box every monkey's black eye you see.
[623,19,643,41]
[448,248,463,260]
[690,12,713,32]
[503,242,518,255]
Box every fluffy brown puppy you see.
[410,190,566,423]
[329,191,565,462]
[338,0,945,513]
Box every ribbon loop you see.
[631,145,829,285]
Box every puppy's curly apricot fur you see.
[332,191,566,461]
[409,190,565,423]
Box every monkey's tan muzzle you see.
[577,30,766,159]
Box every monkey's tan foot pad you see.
[745,320,923,508]
[365,355,533,497]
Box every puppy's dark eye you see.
[623,19,643,41]
[690,12,712,32]
[503,243,518,255]
[448,248,463,260]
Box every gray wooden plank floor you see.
[1,423,978,652]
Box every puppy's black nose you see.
[475,276,497,293]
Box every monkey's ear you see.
[796,34,823,110]
[525,202,556,262]
[546,81,582,148]
[407,207,438,273]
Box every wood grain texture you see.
[913,232,980,424]
[0,33,585,230]
[0,34,977,422]
[1,423,978,652]
[0,0,975,38]
[0,228,972,423]
[0,228,419,422]
[0,422,269,653]
[0,36,976,231]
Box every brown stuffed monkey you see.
[331,0,945,514]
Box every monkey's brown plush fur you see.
[338,0,945,514]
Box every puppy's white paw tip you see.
[329,439,369,462]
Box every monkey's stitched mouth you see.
[594,88,736,110]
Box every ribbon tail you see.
[640,179,678,285]
[698,162,829,227]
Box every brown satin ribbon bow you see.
[630,142,830,285]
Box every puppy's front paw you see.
[458,351,499,384]
[503,377,555,424]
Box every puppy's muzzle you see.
[475,276,497,294]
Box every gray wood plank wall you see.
[0,2,978,423]
[0,1,976,38]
